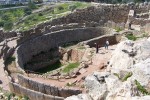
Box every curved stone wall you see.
[17,75,82,98]
[9,82,64,100]
[16,27,111,69]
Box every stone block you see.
[79,68,87,74]
[26,89,37,100]
[38,82,45,93]
[18,75,29,88]
[35,92,44,100]
[50,85,59,96]
[43,94,55,100]
[28,79,39,92]
[44,84,52,95]
[13,83,21,95]
[9,82,15,93]
[54,96,64,100]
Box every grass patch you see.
[78,46,86,49]
[114,72,132,82]
[135,80,150,95]
[115,27,122,32]
[122,72,132,82]
[36,61,62,74]
[66,82,76,87]
[113,73,120,79]
[126,34,137,41]
[62,62,80,73]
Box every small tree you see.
[24,8,32,15]
[4,21,13,31]
[28,0,37,10]
[69,5,77,12]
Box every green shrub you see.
[114,72,132,82]
[113,73,120,79]
[115,27,122,32]
[4,21,13,31]
[38,13,43,16]
[66,82,75,87]
[126,34,137,41]
[58,6,64,11]
[28,0,37,10]
[0,21,4,27]
[142,33,149,37]
[69,5,77,11]
[23,95,29,100]
[5,92,15,100]
[135,80,150,95]
[122,72,132,82]
[24,8,32,15]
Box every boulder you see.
[131,58,150,87]
[105,74,122,92]
[106,78,139,100]
[84,72,108,100]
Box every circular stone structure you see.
[15,27,114,71]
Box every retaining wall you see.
[17,75,82,98]
[9,82,64,100]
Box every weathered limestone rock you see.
[65,94,92,100]
[105,74,122,93]
[131,58,150,87]
[84,72,108,100]
[108,39,150,73]
[106,78,139,100]
[63,53,68,62]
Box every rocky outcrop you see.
[108,39,150,72]
[65,38,150,100]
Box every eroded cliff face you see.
[65,38,150,100]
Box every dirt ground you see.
[29,45,116,90]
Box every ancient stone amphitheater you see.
[0,2,150,100]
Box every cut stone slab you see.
[79,68,87,74]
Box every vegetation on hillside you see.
[15,2,91,31]
[78,0,149,4]
[0,2,90,31]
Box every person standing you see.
[105,39,109,50]
[95,43,99,53]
